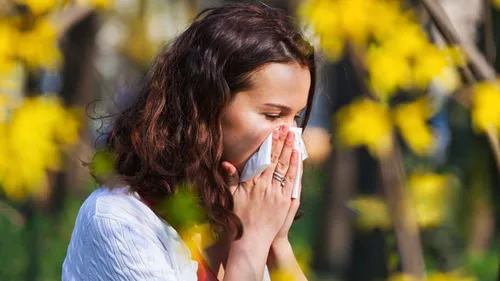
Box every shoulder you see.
[69,186,183,248]
[63,186,198,281]
[76,186,157,228]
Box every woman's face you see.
[221,62,311,172]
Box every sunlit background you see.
[0,0,500,280]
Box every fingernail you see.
[273,130,280,139]
[280,125,288,134]
[287,132,294,141]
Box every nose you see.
[279,117,297,128]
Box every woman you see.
[63,2,315,281]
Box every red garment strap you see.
[195,248,219,281]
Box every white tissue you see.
[239,127,308,198]
[239,132,274,182]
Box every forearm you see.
[223,235,271,281]
[267,239,308,281]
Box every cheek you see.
[222,116,276,171]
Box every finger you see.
[270,129,280,154]
[262,125,288,179]
[282,149,299,198]
[274,131,294,179]
[221,161,239,194]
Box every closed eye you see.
[264,113,303,123]
[264,113,281,120]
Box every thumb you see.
[221,161,239,194]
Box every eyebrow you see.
[263,103,305,115]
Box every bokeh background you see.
[1,0,500,280]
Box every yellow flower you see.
[336,99,393,158]
[337,0,373,46]
[0,22,17,73]
[370,1,407,41]
[388,273,420,281]
[270,269,297,281]
[15,0,59,15]
[55,107,83,144]
[427,272,476,281]
[0,95,80,201]
[408,173,449,227]
[388,272,476,281]
[443,46,467,67]
[17,19,62,70]
[299,0,344,59]
[350,173,450,230]
[381,21,429,59]
[299,0,338,37]
[471,81,500,133]
[320,34,345,61]
[179,223,215,261]
[393,98,435,156]
[433,66,462,93]
[348,196,391,230]
[121,18,160,65]
[366,46,412,98]
[412,45,451,90]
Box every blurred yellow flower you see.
[381,22,429,59]
[179,223,215,261]
[471,81,500,133]
[301,0,463,95]
[299,0,344,59]
[336,0,373,46]
[408,173,449,227]
[433,66,462,93]
[0,22,17,73]
[320,35,345,61]
[121,18,159,65]
[427,272,476,281]
[17,19,62,70]
[15,0,59,15]
[336,99,393,158]
[350,173,450,230]
[348,196,391,230]
[370,1,405,41]
[270,269,297,281]
[0,95,80,201]
[388,272,476,281]
[393,98,435,156]
[444,46,467,67]
[388,273,420,281]
[412,45,451,90]
[366,46,411,98]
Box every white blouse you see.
[62,186,271,281]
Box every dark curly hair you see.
[106,2,316,239]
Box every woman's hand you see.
[220,125,301,281]
[221,125,298,244]
[274,165,302,242]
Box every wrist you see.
[271,236,291,249]
[231,230,273,256]
[268,239,295,270]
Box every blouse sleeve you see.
[63,214,184,281]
